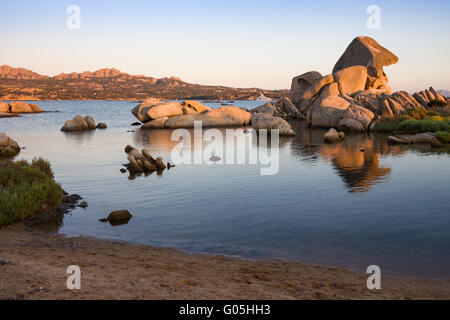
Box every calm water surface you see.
[1,100,450,278]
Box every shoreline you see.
[1,223,449,300]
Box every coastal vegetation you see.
[373,108,450,143]
[0,158,63,226]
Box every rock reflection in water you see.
[290,120,409,193]
[133,121,409,193]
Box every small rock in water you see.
[131,122,142,126]
[97,123,107,129]
[78,201,88,208]
[210,156,221,162]
[99,210,133,226]
[120,168,127,173]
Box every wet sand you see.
[1,223,449,300]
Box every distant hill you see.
[438,90,450,98]
[0,65,288,101]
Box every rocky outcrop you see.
[251,113,296,136]
[133,99,250,129]
[413,87,448,107]
[61,115,106,132]
[290,71,323,105]
[0,133,21,157]
[124,145,169,175]
[282,36,448,131]
[164,106,251,129]
[388,133,442,148]
[0,101,43,114]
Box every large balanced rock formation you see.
[333,36,399,78]
[0,133,21,157]
[0,101,43,114]
[268,36,449,132]
[61,115,105,132]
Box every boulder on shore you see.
[0,133,21,157]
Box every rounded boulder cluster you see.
[61,115,107,132]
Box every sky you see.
[0,0,449,92]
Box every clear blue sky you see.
[1,0,449,91]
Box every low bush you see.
[395,119,450,134]
[435,131,450,144]
[0,158,62,226]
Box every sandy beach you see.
[1,223,449,300]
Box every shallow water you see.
[1,100,450,278]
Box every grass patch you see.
[435,131,450,144]
[0,158,63,226]
[373,108,450,139]
[395,119,450,134]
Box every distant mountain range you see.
[438,90,450,98]
[0,65,288,101]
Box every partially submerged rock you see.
[285,36,446,131]
[124,145,169,175]
[100,210,133,226]
[61,115,106,132]
[388,133,442,148]
[0,133,21,157]
[132,99,212,124]
[324,128,345,143]
[251,113,296,136]
[0,101,43,114]
[9,101,43,113]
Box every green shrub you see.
[373,118,402,132]
[435,131,450,144]
[0,158,63,226]
[428,99,448,108]
[395,119,450,134]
